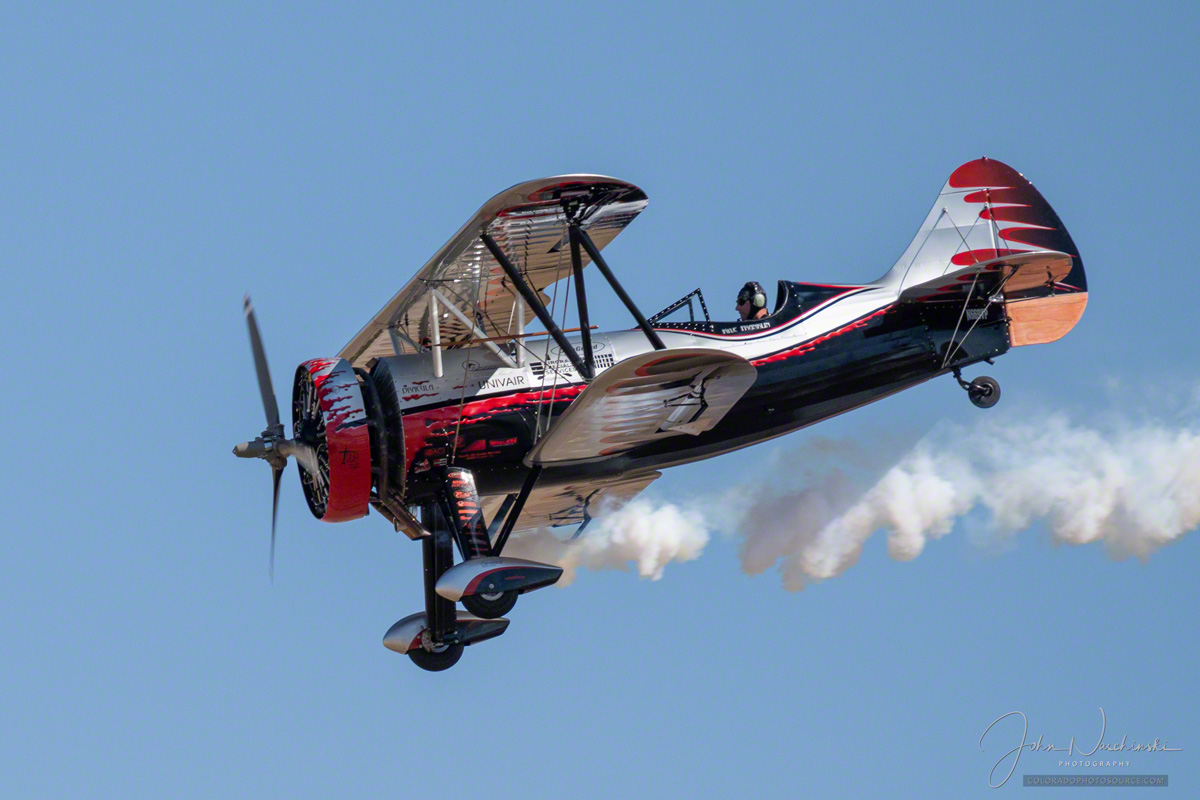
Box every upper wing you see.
[339,176,648,368]
[897,250,1074,303]
[481,471,661,532]
[525,348,758,467]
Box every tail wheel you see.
[408,641,464,672]
[461,591,518,619]
[968,376,1001,408]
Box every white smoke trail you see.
[503,498,710,585]
[742,414,1200,591]
[502,410,1200,590]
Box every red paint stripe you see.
[980,206,1050,225]
[999,227,1061,249]
[464,567,508,595]
[963,187,1038,204]
[751,306,892,366]
[950,248,1026,266]
[948,158,1024,189]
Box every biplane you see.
[235,157,1087,671]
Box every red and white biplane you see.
[235,158,1087,670]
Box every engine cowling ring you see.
[293,357,371,522]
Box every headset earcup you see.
[753,291,766,309]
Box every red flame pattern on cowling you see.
[301,357,371,522]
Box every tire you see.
[408,642,464,672]
[968,376,1001,409]
[461,590,518,619]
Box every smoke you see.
[503,498,710,586]
[503,409,1200,591]
[741,414,1200,591]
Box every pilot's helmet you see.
[737,281,767,311]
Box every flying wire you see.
[449,263,489,465]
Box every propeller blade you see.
[291,442,319,476]
[277,439,318,475]
[270,463,284,582]
[244,294,281,431]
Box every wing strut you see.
[574,225,666,351]
[490,465,543,557]
[388,325,420,357]
[431,289,518,368]
[482,212,665,381]
[568,224,595,380]
[481,233,593,381]
[486,494,517,540]
[428,291,443,378]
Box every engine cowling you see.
[292,357,372,522]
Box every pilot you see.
[736,281,769,321]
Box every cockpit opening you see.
[649,280,863,336]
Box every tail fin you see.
[881,157,1087,345]
[882,158,1086,292]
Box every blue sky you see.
[3,2,1197,796]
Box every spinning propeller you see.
[233,295,319,579]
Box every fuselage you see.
[367,279,1010,503]
[228,159,1089,672]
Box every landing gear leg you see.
[953,368,1001,409]
[384,496,518,671]
[438,467,519,619]
[412,505,463,671]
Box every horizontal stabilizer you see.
[898,250,1073,303]
[526,348,757,467]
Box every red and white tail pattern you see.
[882,157,1087,299]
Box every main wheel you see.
[408,641,464,672]
[461,590,518,619]
[968,376,1001,408]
